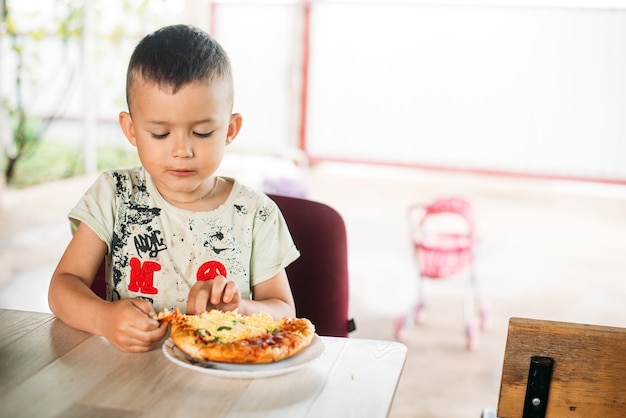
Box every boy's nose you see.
[172,135,193,158]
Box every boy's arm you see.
[48,222,167,352]
[243,269,296,318]
[48,221,110,329]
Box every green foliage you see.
[9,113,42,155]
[6,141,139,189]
[2,0,84,184]
[9,141,80,188]
[2,0,175,187]
[56,0,84,39]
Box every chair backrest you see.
[496,317,626,418]
[92,261,107,300]
[268,193,354,337]
[90,194,355,337]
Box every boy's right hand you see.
[101,299,168,353]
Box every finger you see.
[123,325,166,349]
[124,342,154,353]
[112,332,151,352]
[222,281,239,303]
[186,282,200,314]
[187,282,211,314]
[129,298,157,317]
[125,300,159,330]
[140,323,169,345]
[210,276,228,305]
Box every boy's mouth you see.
[169,169,196,177]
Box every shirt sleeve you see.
[68,171,117,253]
[249,196,300,286]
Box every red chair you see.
[268,193,355,337]
[91,194,355,337]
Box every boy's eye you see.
[194,131,213,139]
[151,132,169,140]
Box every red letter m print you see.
[128,257,160,294]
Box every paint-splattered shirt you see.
[68,166,300,313]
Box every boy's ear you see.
[226,113,243,146]
[119,111,137,146]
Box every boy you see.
[48,25,299,353]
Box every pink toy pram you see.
[393,197,490,350]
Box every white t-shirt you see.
[69,167,300,313]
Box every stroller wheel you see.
[479,302,492,331]
[394,314,409,341]
[414,301,426,325]
[465,320,480,351]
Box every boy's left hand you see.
[187,275,241,314]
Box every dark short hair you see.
[126,24,233,110]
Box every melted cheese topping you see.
[186,310,280,344]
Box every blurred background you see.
[1,1,626,417]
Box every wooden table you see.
[0,309,407,418]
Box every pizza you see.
[158,308,316,364]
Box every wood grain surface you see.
[0,309,406,418]
[497,317,626,418]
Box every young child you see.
[48,24,299,353]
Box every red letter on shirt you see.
[128,257,160,294]
[196,260,227,281]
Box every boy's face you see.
[119,78,241,201]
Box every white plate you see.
[162,336,324,378]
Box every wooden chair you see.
[493,317,626,418]
[91,194,355,337]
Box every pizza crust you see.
[158,308,316,364]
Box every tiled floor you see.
[1,156,626,417]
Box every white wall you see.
[212,3,304,154]
[305,2,626,181]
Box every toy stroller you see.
[393,197,490,350]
